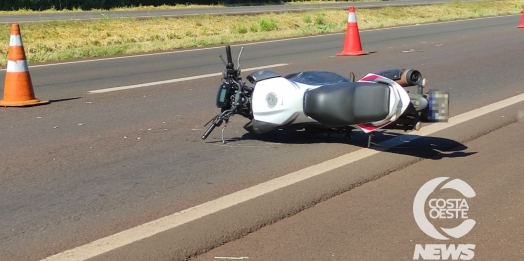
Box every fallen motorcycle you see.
[202,46,449,146]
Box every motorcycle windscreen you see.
[426,90,449,122]
[303,82,390,127]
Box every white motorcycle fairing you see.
[248,71,410,133]
[354,73,411,133]
[251,77,317,126]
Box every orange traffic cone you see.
[519,8,524,28]
[0,24,48,107]
[337,6,368,56]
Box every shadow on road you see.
[212,129,478,160]
[49,97,82,103]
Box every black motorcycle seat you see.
[303,82,390,127]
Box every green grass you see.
[0,0,521,66]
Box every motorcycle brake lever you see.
[219,55,227,67]
[202,109,232,140]
[204,114,218,127]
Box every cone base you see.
[0,99,49,107]
[336,51,369,56]
[519,25,524,28]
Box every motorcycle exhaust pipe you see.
[397,69,422,87]
[376,69,424,87]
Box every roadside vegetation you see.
[0,0,521,66]
[0,0,373,13]
[0,0,376,12]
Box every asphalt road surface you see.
[0,14,523,261]
[193,119,524,261]
[0,0,481,23]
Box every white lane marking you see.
[1,14,516,71]
[214,257,249,260]
[41,92,524,261]
[88,63,288,93]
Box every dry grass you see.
[0,0,521,66]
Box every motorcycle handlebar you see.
[226,46,233,69]
[201,123,217,140]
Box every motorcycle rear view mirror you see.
[236,47,243,73]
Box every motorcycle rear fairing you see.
[354,73,411,133]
